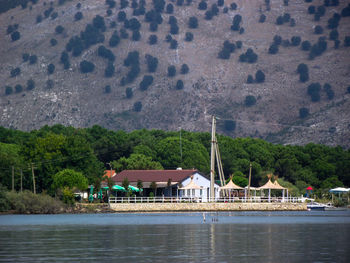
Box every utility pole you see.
[12,166,14,191]
[247,162,252,199]
[210,116,216,200]
[20,169,23,192]
[30,163,36,194]
[179,127,182,166]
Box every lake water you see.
[0,211,349,262]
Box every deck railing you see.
[109,196,302,203]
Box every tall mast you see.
[210,116,216,200]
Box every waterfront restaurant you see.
[111,169,220,200]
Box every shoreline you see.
[109,202,308,212]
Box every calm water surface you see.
[0,211,349,263]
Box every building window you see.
[192,189,195,196]
[200,189,203,196]
[187,189,190,196]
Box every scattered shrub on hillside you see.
[50,38,58,46]
[105,62,115,77]
[334,39,340,49]
[98,45,115,61]
[139,75,154,91]
[255,70,265,83]
[344,36,350,47]
[60,51,70,69]
[132,30,141,41]
[276,16,284,25]
[273,35,282,45]
[314,25,323,34]
[74,11,83,21]
[5,86,13,95]
[307,82,321,102]
[150,22,158,32]
[149,34,157,45]
[236,41,242,49]
[80,60,95,73]
[177,0,184,6]
[10,67,21,77]
[11,31,20,41]
[299,108,309,118]
[329,29,338,40]
[27,79,35,90]
[259,14,266,23]
[309,39,327,59]
[347,86,350,94]
[55,25,64,34]
[205,10,213,20]
[231,14,242,31]
[301,40,311,51]
[297,63,309,82]
[170,23,179,35]
[180,64,189,74]
[185,32,193,42]
[36,14,43,23]
[29,55,37,64]
[290,18,296,27]
[168,65,176,77]
[145,54,158,73]
[47,63,55,75]
[15,84,23,93]
[126,87,133,98]
[176,80,184,90]
[93,15,106,31]
[291,36,301,46]
[268,43,279,54]
[104,85,111,93]
[230,3,237,10]
[51,12,58,20]
[224,120,236,131]
[133,101,142,112]
[247,75,254,84]
[341,4,350,17]
[118,11,126,22]
[22,53,29,62]
[245,95,256,106]
[239,48,258,63]
[189,16,198,29]
[218,0,224,7]
[166,3,174,14]
[198,0,207,10]
[324,83,334,100]
[170,39,178,49]
[109,31,120,47]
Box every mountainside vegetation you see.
[0,125,349,199]
[0,0,350,148]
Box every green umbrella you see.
[89,185,94,194]
[98,189,103,200]
[102,186,109,190]
[128,185,140,192]
[112,185,126,192]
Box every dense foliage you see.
[0,126,348,198]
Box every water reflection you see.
[0,212,349,262]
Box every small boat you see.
[307,202,326,211]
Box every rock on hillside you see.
[0,0,349,147]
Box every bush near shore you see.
[0,187,65,214]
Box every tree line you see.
[0,125,349,197]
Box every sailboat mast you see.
[210,116,216,200]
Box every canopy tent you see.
[219,179,243,198]
[179,177,202,198]
[219,179,243,190]
[258,179,287,202]
[112,185,126,192]
[128,185,141,192]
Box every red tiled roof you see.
[104,170,116,178]
[112,169,198,183]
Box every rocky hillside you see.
[0,0,349,147]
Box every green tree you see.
[52,169,88,191]
[112,154,163,172]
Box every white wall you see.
[179,172,220,202]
